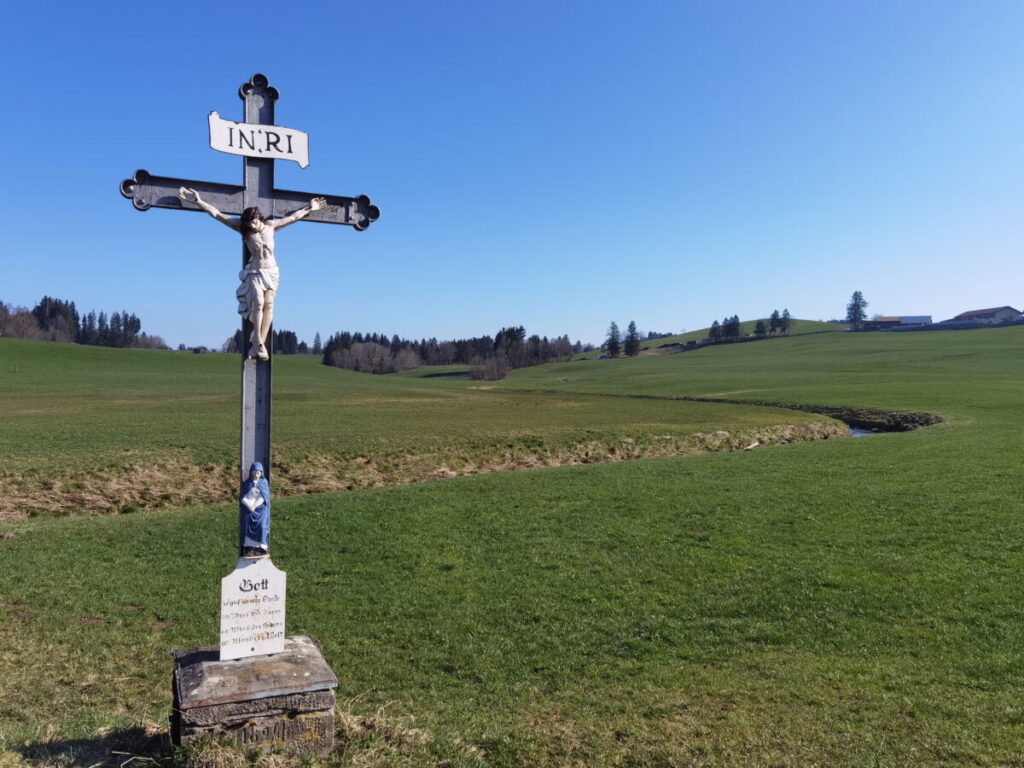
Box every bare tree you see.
[393,347,423,372]
[5,308,44,339]
[470,355,509,381]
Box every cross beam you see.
[119,170,380,230]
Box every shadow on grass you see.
[415,371,471,379]
[16,727,170,768]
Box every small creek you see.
[678,396,942,433]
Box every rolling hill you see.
[2,325,1022,766]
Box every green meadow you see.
[2,326,1024,766]
[0,340,831,517]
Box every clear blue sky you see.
[3,0,1022,348]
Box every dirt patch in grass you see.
[0,460,236,520]
[0,604,36,619]
[0,421,847,520]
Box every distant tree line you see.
[708,309,791,343]
[78,309,142,347]
[0,296,166,349]
[222,328,312,355]
[321,326,593,379]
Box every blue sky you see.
[3,1,1022,348]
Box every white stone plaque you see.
[208,111,310,168]
[220,557,287,660]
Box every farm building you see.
[896,315,931,325]
[863,315,933,331]
[951,307,1021,324]
[874,316,932,326]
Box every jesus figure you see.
[178,187,326,360]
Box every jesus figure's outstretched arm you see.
[178,187,241,231]
[270,197,326,230]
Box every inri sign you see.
[208,110,310,168]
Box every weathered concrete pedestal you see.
[171,636,337,757]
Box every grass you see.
[0,339,832,517]
[2,326,1024,765]
[501,323,1019,415]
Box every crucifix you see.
[120,73,379,558]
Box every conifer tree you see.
[97,312,109,346]
[845,291,868,326]
[110,312,123,347]
[723,315,741,340]
[79,311,97,345]
[124,312,141,346]
[606,321,621,358]
[624,321,641,357]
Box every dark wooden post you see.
[238,74,277,555]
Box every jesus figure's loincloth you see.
[236,267,280,319]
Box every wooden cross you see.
[120,73,379,555]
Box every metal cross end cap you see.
[120,169,152,210]
[239,73,280,102]
[354,195,381,231]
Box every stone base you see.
[171,635,338,757]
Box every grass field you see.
[0,339,835,517]
[2,326,1023,766]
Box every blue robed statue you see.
[240,462,271,557]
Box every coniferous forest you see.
[0,296,165,349]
